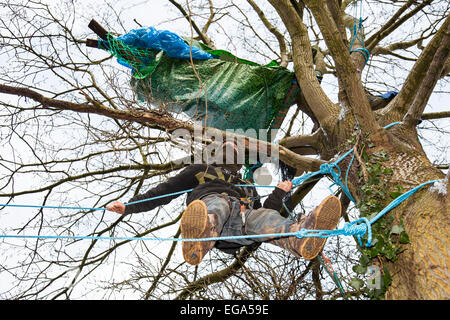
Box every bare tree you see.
[0,0,448,300]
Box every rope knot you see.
[319,163,333,174]
[320,160,357,203]
[295,228,309,239]
[320,163,341,178]
[343,218,372,247]
[320,163,344,185]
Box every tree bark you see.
[352,125,449,299]
[386,184,449,299]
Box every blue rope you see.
[0,186,268,212]
[0,179,438,247]
[383,121,402,129]
[348,0,370,64]
[0,226,366,243]
[0,204,105,211]
[369,180,438,225]
[292,148,356,203]
[0,190,196,212]
[0,122,440,248]
[292,122,404,203]
[345,153,356,195]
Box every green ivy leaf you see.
[369,247,380,258]
[359,254,370,267]
[399,231,410,244]
[385,246,398,261]
[383,266,392,287]
[353,265,367,275]
[375,236,385,251]
[373,150,389,161]
[350,278,364,290]
[390,191,403,199]
[362,151,369,162]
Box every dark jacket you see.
[124,164,287,254]
[124,163,287,215]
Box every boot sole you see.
[180,200,209,266]
[299,195,341,260]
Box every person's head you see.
[213,141,242,174]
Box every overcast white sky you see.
[0,0,448,299]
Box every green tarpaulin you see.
[131,53,295,135]
[98,30,296,138]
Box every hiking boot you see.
[297,195,342,259]
[180,200,219,266]
[269,195,341,260]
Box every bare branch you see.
[366,0,433,52]
[404,21,450,126]
[304,0,379,133]
[174,244,260,300]
[0,84,325,173]
[267,0,340,131]
[381,15,450,124]
[247,0,289,67]
[168,0,216,49]
[0,83,188,131]
[422,111,450,121]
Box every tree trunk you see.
[349,126,449,300]
[386,186,449,299]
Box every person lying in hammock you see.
[107,142,342,266]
